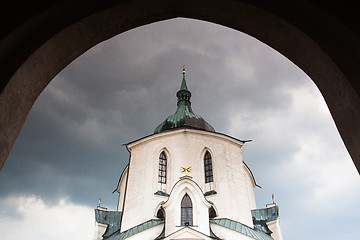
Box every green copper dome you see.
[154,68,215,134]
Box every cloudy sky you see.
[1,18,360,240]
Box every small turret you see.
[176,66,192,106]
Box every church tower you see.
[94,68,283,240]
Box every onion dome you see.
[154,67,215,134]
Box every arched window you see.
[158,151,167,184]
[181,194,193,226]
[204,151,213,183]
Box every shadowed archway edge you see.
[1,0,359,173]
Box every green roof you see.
[106,219,164,240]
[95,208,164,240]
[251,205,279,234]
[210,218,274,240]
[251,206,279,222]
[94,209,122,238]
[154,70,215,133]
[95,208,273,240]
[180,73,189,91]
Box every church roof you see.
[251,205,279,234]
[95,209,274,240]
[251,205,279,222]
[95,208,164,240]
[94,209,122,238]
[154,67,215,134]
[107,219,164,240]
[210,218,274,240]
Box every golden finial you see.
[181,65,186,74]
[181,164,192,174]
[272,193,275,203]
[98,196,101,206]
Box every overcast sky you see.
[1,18,359,240]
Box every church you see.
[94,68,283,240]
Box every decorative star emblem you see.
[181,165,192,175]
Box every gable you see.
[163,227,213,240]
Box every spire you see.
[153,67,215,134]
[177,65,192,106]
[180,65,188,91]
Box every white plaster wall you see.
[166,228,213,239]
[120,143,161,231]
[267,219,283,240]
[170,231,206,239]
[162,177,211,236]
[93,222,107,240]
[244,166,257,210]
[117,166,128,212]
[209,141,254,227]
[210,223,256,240]
[121,129,256,231]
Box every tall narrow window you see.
[204,151,213,183]
[181,194,193,226]
[158,151,167,184]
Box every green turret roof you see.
[180,72,188,91]
[154,68,215,134]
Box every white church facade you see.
[94,68,283,240]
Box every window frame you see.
[158,151,167,184]
[204,151,213,183]
[181,194,193,226]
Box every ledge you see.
[204,190,217,196]
[154,190,170,197]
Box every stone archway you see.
[1,0,359,173]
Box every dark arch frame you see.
[1,0,360,174]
